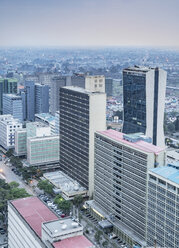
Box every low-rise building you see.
[43,171,87,200]
[27,135,59,167]
[8,197,94,248]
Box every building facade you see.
[123,66,166,148]
[147,166,179,248]
[27,135,59,166]
[0,116,22,149]
[35,84,49,114]
[15,129,27,156]
[59,84,106,196]
[91,129,165,247]
[105,78,113,96]
[3,94,23,121]
[0,78,18,114]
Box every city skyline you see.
[0,0,179,48]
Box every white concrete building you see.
[86,130,166,247]
[8,197,94,248]
[0,115,22,149]
[27,135,59,166]
[85,75,105,93]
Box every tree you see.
[73,195,83,208]
[167,123,175,133]
[58,200,72,215]
[95,230,102,244]
[6,149,13,158]
[9,181,19,188]
[102,241,108,247]
[54,195,63,205]
[37,180,54,195]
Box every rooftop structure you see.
[150,166,179,185]
[10,197,58,238]
[98,129,165,155]
[43,171,87,200]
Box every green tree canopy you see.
[37,180,54,195]
[73,195,83,208]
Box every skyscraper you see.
[123,66,166,147]
[35,84,49,114]
[0,78,18,114]
[3,94,23,121]
[21,82,49,121]
[24,81,35,121]
[59,76,106,196]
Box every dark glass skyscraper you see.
[122,66,166,148]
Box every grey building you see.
[105,78,113,96]
[91,130,165,247]
[3,94,23,121]
[123,66,166,148]
[59,82,106,196]
[23,81,35,121]
[147,165,179,248]
[0,78,18,114]
[35,84,49,114]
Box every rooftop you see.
[43,171,87,198]
[3,94,22,99]
[63,86,105,95]
[35,113,55,123]
[97,129,164,155]
[52,235,94,248]
[150,166,179,184]
[11,197,58,237]
[43,218,82,236]
[123,66,154,73]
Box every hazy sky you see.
[0,0,178,47]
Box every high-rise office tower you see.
[87,130,165,247]
[0,78,18,114]
[21,82,49,121]
[3,94,23,121]
[24,81,35,121]
[123,66,167,148]
[59,76,106,196]
[147,165,179,248]
[35,84,49,114]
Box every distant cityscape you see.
[0,47,179,248]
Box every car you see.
[61,214,65,218]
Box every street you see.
[0,161,36,196]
